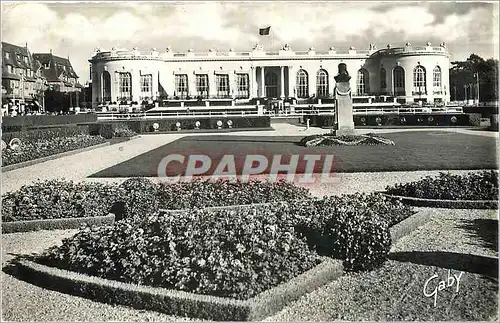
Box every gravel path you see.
[1,124,497,321]
[266,208,498,321]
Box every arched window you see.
[175,74,188,98]
[380,68,387,90]
[393,66,405,96]
[316,69,329,98]
[140,74,153,100]
[102,71,111,102]
[356,68,369,95]
[118,72,132,100]
[296,69,309,98]
[413,65,426,94]
[433,66,441,88]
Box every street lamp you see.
[474,72,480,105]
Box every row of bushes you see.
[1,179,311,222]
[1,125,90,144]
[303,114,478,128]
[1,134,107,167]
[385,171,498,201]
[36,189,413,300]
[2,114,97,133]
[89,116,271,136]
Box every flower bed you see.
[2,134,107,166]
[37,206,322,300]
[299,133,395,147]
[1,180,124,222]
[34,192,413,296]
[156,179,311,210]
[1,178,311,223]
[385,171,498,201]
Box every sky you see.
[1,1,498,83]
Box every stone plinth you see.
[335,82,355,135]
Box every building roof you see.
[2,41,34,71]
[32,53,79,82]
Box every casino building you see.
[89,42,450,109]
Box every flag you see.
[259,26,271,35]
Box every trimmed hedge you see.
[1,125,90,144]
[89,116,271,135]
[2,214,115,234]
[2,114,97,132]
[380,193,498,209]
[13,257,342,321]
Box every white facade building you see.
[89,42,450,107]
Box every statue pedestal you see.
[334,82,355,135]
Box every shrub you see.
[112,124,136,138]
[285,193,411,271]
[386,171,499,200]
[37,206,321,300]
[118,178,159,220]
[156,179,311,210]
[1,180,125,222]
[1,125,90,144]
[2,134,107,166]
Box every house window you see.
[433,66,441,88]
[175,74,188,97]
[102,71,111,101]
[236,73,249,98]
[7,65,12,73]
[196,74,209,98]
[5,52,9,59]
[140,74,153,99]
[24,56,28,64]
[296,69,309,98]
[356,68,369,95]
[393,66,405,95]
[316,69,329,98]
[413,65,426,94]
[118,72,132,100]
[380,68,387,89]
[216,74,230,97]
[16,54,20,61]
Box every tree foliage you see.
[450,54,498,102]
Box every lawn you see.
[90,131,497,178]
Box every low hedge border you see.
[140,127,273,135]
[8,209,433,320]
[2,214,115,234]
[12,257,342,321]
[389,209,435,245]
[1,142,110,173]
[379,193,498,209]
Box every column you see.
[309,69,316,97]
[251,67,257,98]
[288,66,295,98]
[260,66,265,97]
[280,66,285,98]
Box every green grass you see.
[90,131,497,178]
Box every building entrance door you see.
[265,71,278,98]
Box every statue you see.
[282,44,291,51]
[334,63,354,135]
[334,63,351,83]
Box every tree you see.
[450,54,498,103]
